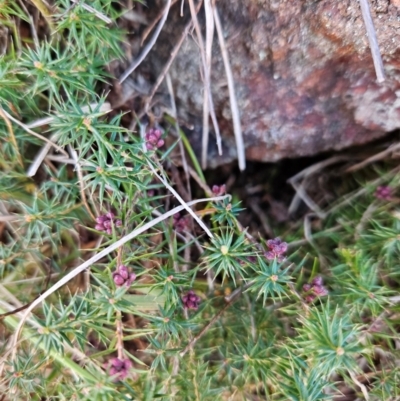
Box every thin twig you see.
[359,0,385,83]
[10,195,229,354]
[119,0,172,84]
[213,5,246,171]
[187,0,222,156]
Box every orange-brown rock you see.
[122,0,400,166]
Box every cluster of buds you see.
[95,212,122,234]
[212,184,226,196]
[303,276,328,303]
[112,265,136,287]
[265,237,288,262]
[145,128,164,151]
[107,357,132,381]
[375,185,393,200]
[172,213,190,232]
[182,290,201,310]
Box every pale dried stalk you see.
[213,5,246,171]
[119,0,172,84]
[71,0,112,24]
[359,0,385,83]
[9,195,229,354]
[0,107,23,167]
[201,0,214,169]
[141,0,179,45]
[26,102,111,177]
[1,107,68,156]
[187,0,222,156]
[145,3,201,111]
[68,145,98,220]
[166,73,192,200]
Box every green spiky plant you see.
[0,1,400,400]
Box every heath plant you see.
[0,2,399,401]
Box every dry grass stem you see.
[145,6,200,111]
[288,155,353,216]
[350,371,370,401]
[141,0,179,45]
[201,0,214,169]
[0,107,23,167]
[248,200,273,237]
[213,5,246,171]
[119,0,172,84]
[30,0,56,32]
[345,142,400,173]
[26,102,111,177]
[68,145,98,220]
[187,0,222,156]
[71,0,112,24]
[166,74,192,200]
[9,195,229,355]
[326,165,400,215]
[140,123,213,236]
[1,107,68,157]
[359,0,385,83]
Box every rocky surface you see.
[120,0,400,167]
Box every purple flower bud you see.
[126,273,136,286]
[94,212,123,235]
[107,357,132,381]
[113,266,136,287]
[303,275,328,301]
[375,185,393,200]
[173,213,189,232]
[265,251,276,261]
[145,128,165,151]
[212,184,226,196]
[96,216,107,224]
[311,276,323,287]
[265,237,288,261]
[113,273,125,287]
[313,285,329,296]
[305,294,316,303]
[182,290,201,310]
[118,265,129,280]
[110,358,124,369]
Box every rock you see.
[121,0,400,167]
